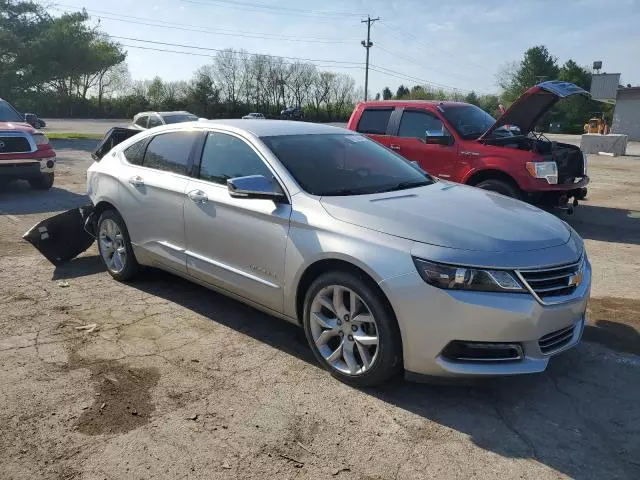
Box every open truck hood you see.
[480,81,590,139]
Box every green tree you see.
[382,86,393,100]
[0,0,50,96]
[464,91,479,106]
[147,76,165,109]
[499,45,559,102]
[477,94,500,117]
[396,85,410,98]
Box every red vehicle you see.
[347,81,589,207]
[0,98,56,190]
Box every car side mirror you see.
[425,131,454,146]
[227,175,286,202]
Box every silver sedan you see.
[87,120,590,386]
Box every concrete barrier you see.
[580,134,628,156]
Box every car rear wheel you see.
[97,209,139,281]
[474,178,520,199]
[29,173,54,190]
[303,271,402,387]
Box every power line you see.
[111,36,365,66]
[368,65,472,94]
[180,0,366,19]
[375,43,477,85]
[119,44,366,70]
[52,5,357,44]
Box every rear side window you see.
[123,139,147,165]
[143,131,199,175]
[134,116,148,128]
[199,132,272,185]
[398,111,448,139]
[356,109,392,135]
[148,115,163,128]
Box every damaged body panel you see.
[23,127,141,264]
[23,205,96,265]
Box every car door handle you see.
[390,144,401,151]
[128,176,144,187]
[188,190,208,203]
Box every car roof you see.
[358,100,470,109]
[194,119,350,137]
[134,111,194,118]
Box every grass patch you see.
[47,132,103,140]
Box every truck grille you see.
[518,257,584,299]
[538,324,575,355]
[0,135,31,154]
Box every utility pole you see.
[361,16,379,101]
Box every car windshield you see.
[261,133,433,196]
[440,104,496,140]
[0,100,24,122]
[161,113,198,124]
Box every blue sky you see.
[48,0,640,95]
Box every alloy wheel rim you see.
[309,285,379,375]
[99,219,127,274]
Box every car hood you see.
[320,182,571,253]
[0,121,36,134]
[479,80,590,139]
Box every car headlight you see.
[582,152,588,176]
[413,258,525,293]
[526,161,558,184]
[32,133,49,146]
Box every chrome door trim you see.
[186,249,280,289]
[157,240,186,253]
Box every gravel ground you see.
[0,138,639,480]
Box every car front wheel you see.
[303,271,402,387]
[97,209,139,281]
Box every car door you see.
[183,131,291,312]
[354,107,394,148]
[117,130,202,274]
[391,109,459,180]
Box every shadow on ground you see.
[0,183,88,215]
[52,255,105,280]
[567,204,640,245]
[99,265,637,480]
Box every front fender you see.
[460,155,527,189]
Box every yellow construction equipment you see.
[584,117,609,134]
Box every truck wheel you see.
[575,188,588,200]
[29,173,54,190]
[474,179,520,199]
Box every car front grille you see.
[0,135,32,154]
[518,257,584,299]
[538,323,575,355]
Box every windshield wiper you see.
[376,180,431,193]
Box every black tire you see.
[97,209,139,282]
[302,271,402,387]
[474,178,520,199]
[575,187,588,200]
[28,173,54,190]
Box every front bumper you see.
[379,259,591,378]
[0,157,55,179]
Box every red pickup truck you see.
[347,81,589,208]
[0,98,56,190]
